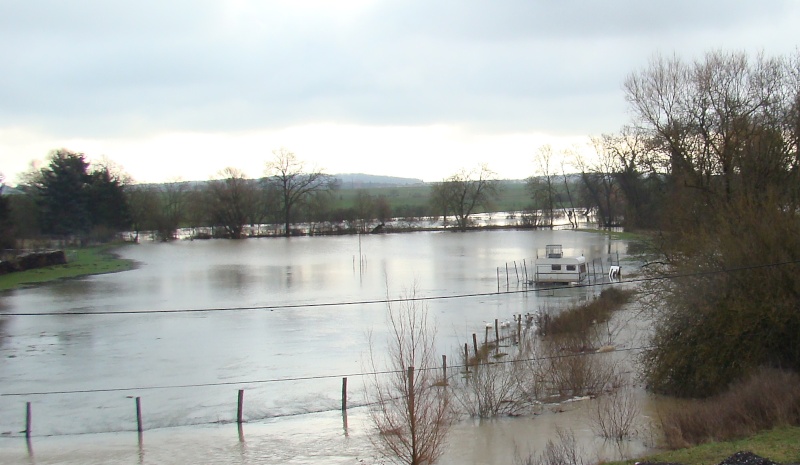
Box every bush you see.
[657,368,800,449]
[642,198,800,397]
[590,381,640,441]
[536,288,631,338]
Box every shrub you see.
[590,380,640,441]
[657,368,800,449]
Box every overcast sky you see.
[1,1,798,184]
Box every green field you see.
[0,244,135,292]
[605,426,800,465]
[330,181,534,215]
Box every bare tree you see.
[354,189,375,233]
[374,195,392,225]
[205,167,261,239]
[429,165,499,231]
[453,355,533,418]
[590,381,640,441]
[559,157,579,229]
[517,427,584,465]
[366,288,453,465]
[575,137,624,228]
[527,146,557,228]
[265,148,333,237]
[158,179,188,241]
[125,185,158,242]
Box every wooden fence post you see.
[441,355,447,382]
[135,397,143,433]
[25,402,31,439]
[523,259,528,283]
[237,389,245,425]
[341,377,348,412]
[472,333,478,359]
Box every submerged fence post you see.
[494,318,499,348]
[464,343,469,367]
[25,402,31,439]
[237,389,245,425]
[514,261,519,282]
[135,397,143,433]
[496,267,500,292]
[523,259,528,283]
[341,377,348,412]
[472,333,478,359]
[441,355,447,382]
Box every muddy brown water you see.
[0,229,655,464]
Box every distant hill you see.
[333,173,424,188]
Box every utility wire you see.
[1,345,652,397]
[3,258,799,317]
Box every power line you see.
[0,345,652,397]
[2,258,798,317]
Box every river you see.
[0,229,649,464]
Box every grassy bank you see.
[0,244,135,292]
[604,426,800,465]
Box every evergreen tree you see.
[30,149,131,239]
[87,166,131,233]
[0,174,14,249]
[36,149,92,236]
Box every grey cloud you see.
[0,0,796,138]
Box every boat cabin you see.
[532,244,587,284]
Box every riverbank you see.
[0,244,135,292]
[605,426,800,465]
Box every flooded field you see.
[0,229,650,464]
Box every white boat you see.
[532,244,587,284]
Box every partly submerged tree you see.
[430,165,499,231]
[264,148,334,237]
[205,167,261,239]
[526,146,558,228]
[367,288,453,465]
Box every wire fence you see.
[2,258,799,439]
[1,344,652,439]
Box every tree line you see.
[2,145,620,247]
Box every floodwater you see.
[0,229,648,464]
